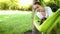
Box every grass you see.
[0,10,60,34]
[0,11,32,34]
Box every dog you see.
[38,17,47,25]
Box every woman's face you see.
[34,4,44,12]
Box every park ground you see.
[0,10,32,34]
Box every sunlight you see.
[0,0,6,2]
[18,0,33,6]
[0,10,31,14]
[0,20,3,22]
[44,0,50,2]
[0,0,8,2]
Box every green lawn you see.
[0,11,32,34]
[0,11,60,34]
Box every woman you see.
[33,2,53,34]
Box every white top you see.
[37,7,53,18]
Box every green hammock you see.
[34,9,60,34]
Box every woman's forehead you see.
[34,4,40,7]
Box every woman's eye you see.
[35,7,38,9]
[37,7,39,8]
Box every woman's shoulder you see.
[44,6,53,16]
[44,6,52,12]
[44,6,51,10]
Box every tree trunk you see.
[32,6,35,34]
[32,0,38,34]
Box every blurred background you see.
[0,0,60,11]
[0,0,60,34]
[0,0,33,11]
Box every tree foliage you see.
[0,0,32,11]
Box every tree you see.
[32,0,38,34]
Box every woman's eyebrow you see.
[35,6,39,9]
[37,6,39,8]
